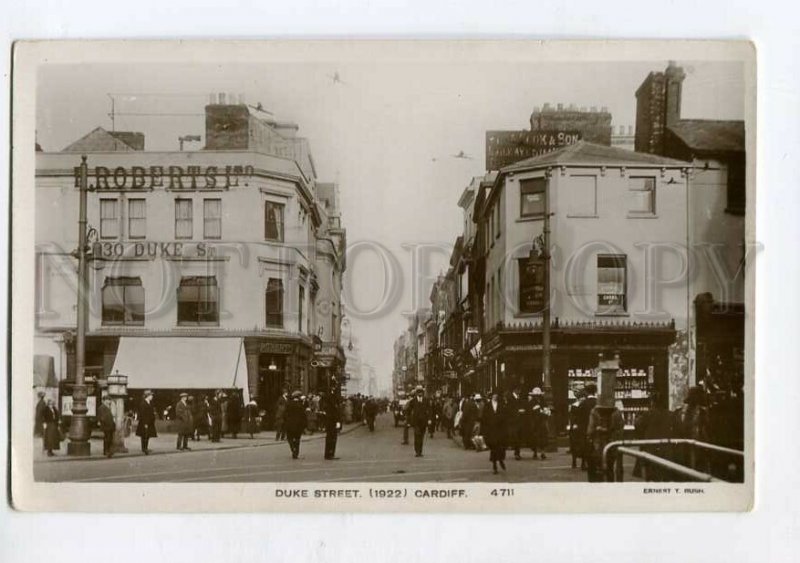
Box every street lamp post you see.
[542,169,553,390]
[67,155,92,456]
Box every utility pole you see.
[67,156,92,456]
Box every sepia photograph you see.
[10,40,755,511]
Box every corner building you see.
[34,101,346,426]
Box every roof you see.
[501,140,689,172]
[667,119,745,153]
[61,127,142,152]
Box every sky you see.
[36,59,745,393]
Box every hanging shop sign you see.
[518,255,545,314]
[485,130,581,170]
[74,164,255,191]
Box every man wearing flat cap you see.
[136,390,158,454]
[175,392,193,451]
[406,386,432,457]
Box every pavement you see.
[33,422,362,464]
[33,414,618,483]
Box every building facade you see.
[34,100,347,425]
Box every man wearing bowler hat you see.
[406,386,432,457]
[175,392,193,451]
[136,390,158,455]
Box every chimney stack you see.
[634,62,686,155]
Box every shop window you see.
[102,277,144,325]
[100,199,119,239]
[175,199,193,239]
[266,278,284,328]
[203,198,222,239]
[597,255,627,314]
[128,198,146,239]
[177,276,219,325]
[520,177,546,218]
[567,175,597,217]
[298,285,305,333]
[265,201,285,242]
[627,177,656,215]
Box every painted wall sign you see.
[259,342,295,355]
[91,241,217,259]
[74,165,255,190]
[485,130,581,170]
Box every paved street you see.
[34,413,596,483]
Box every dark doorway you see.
[258,354,286,429]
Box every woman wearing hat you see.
[175,392,193,451]
[136,390,158,455]
[528,388,550,460]
[481,391,509,474]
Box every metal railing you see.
[602,439,744,482]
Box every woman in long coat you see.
[42,398,61,456]
[528,389,551,460]
[481,391,508,474]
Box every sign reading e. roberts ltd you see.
[485,130,581,171]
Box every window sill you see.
[516,216,544,223]
[176,323,220,328]
[594,312,630,318]
[626,213,658,219]
[101,323,145,328]
[566,214,599,219]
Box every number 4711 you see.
[490,488,514,497]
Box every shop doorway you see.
[258,354,286,429]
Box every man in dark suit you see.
[576,383,598,472]
[406,386,432,457]
[175,392,193,451]
[284,390,307,459]
[209,390,223,443]
[97,395,117,458]
[136,390,158,455]
[34,391,47,439]
[364,397,378,432]
[507,386,526,460]
[322,386,341,460]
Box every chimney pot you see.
[591,106,597,112]
[601,106,608,113]
[219,92,227,105]
[557,103,564,111]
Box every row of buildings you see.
[34,96,348,425]
[393,62,746,434]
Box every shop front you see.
[481,320,676,433]
[312,340,346,394]
[244,336,313,429]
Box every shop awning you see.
[33,355,57,388]
[111,337,249,402]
